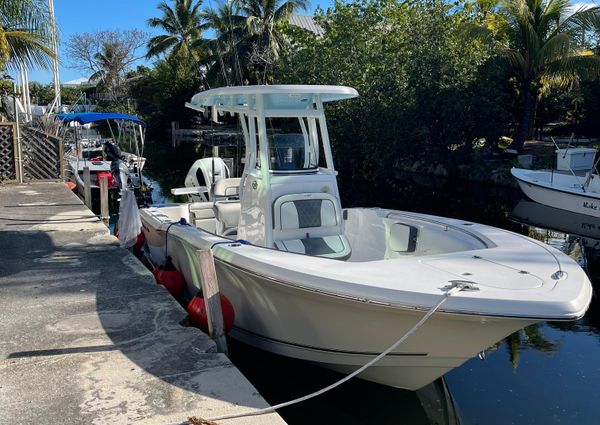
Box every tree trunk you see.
[509,81,535,153]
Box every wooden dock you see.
[0,182,286,425]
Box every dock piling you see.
[83,166,91,209]
[196,249,229,355]
[99,175,109,224]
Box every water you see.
[142,150,600,424]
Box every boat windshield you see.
[267,118,318,171]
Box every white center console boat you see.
[140,85,592,390]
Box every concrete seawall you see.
[0,182,286,424]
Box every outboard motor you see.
[103,141,128,190]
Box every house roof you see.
[289,14,324,36]
[61,77,96,88]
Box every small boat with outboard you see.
[140,85,592,390]
[59,112,152,209]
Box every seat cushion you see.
[213,178,241,198]
[274,192,341,231]
[189,202,215,219]
[214,201,241,229]
[280,198,338,229]
[275,235,351,260]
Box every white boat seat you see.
[212,178,241,236]
[272,192,351,260]
[189,202,216,233]
[213,178,241,199]
[214,200,240,236]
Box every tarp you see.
[56,112,145,127]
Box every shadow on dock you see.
[0,183,284,424]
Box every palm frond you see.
[545,53,600,84]
[146,35,179,58]
[498,48,529,78]
[459,21,496,44]
[536,32,574,67]
[558,6,600,33]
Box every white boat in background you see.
[59,112,152,208]
[512,147,600,217]
[140,85,592,390]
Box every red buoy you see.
[96,171,117,188]
[187,293,235,334]
[66,181,76,192]
[132,232,145,253]
[153,256,185,296]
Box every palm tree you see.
[0,0,54,72]
[89,42,126,101]
[203,0,248,85]
[146,0,207,60]
[466,0,600,152]
[236,0,309,82]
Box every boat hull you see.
[144,224,535,390]
[211,258,533,390]
[512,168,600,217]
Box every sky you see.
[27,0,334,84]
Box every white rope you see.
[167,281,475,425]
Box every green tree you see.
[0,0,54,72]
[89,42,127,100]
[279,0,507,183]
[146,0,207,60]
[237,0,309,82]
[203,0,248,85]
[465,0,600,152]
[129,52,202,138]
[28,81,54,104]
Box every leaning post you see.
[196,249,228,355]
[83,166,92,209]
[99,175,109,224]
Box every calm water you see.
[143,152,600,425]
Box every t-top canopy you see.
[56,112,145,127]
[188,85,359,111]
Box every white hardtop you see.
[189,85,358,111]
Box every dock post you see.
[196,249,228,355]
[171,121,178,147]
[83,166,92,209]
[99,175,109,224]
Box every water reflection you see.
[228,339,462,425]
[509,199,600,241]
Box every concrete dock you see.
[0,182,286,425]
